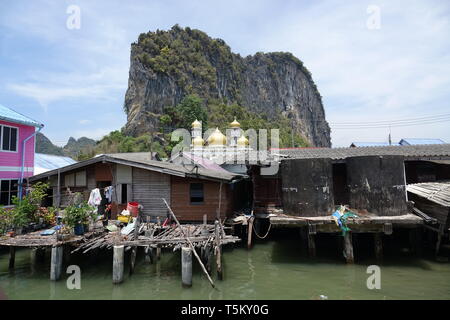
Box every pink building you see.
[0,104,43,206]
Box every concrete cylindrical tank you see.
[281,158,334,217]
[346,155,407,216]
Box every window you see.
[190,183,204,204]
[64,171,86,187]
[0,125,18,152]
[0,180,18,206]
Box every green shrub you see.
[63,202,95,228]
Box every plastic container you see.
[127,202,139,217]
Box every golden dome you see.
[230,118,240,128]
[192,119,202,129]
[192,136,204,147]
[237,135,249,147]
[207,128,227,146]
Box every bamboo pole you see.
[215,220,223,280]
[162,198,216,288]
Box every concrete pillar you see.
[113,245,125,284]
[50,246,63,281]
[181,246,192,288]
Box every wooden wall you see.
[170,176,231,222]
[252,166,282,211]
[132,167,170,218]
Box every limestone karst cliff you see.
[124,25,331,147]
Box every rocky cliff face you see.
[124,26,331,147]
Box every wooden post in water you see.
[307,224,316,257]
[156,246,161,260]
[247,216,254,249]
[130,246,137,275]
[50,245,63,281]
[374,233,383,261]
[215,220,223,280]
[416,227,423,257]
[181,246,193,288]
[343,232,354,264]
[9,247,15,269]
[113,245,125,284]
[144,230,154,263]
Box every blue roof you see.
[399,138,446,146]
[0,104,43,128]
[350,142,392,147]
[34,153,77,174]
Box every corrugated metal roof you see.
[30,152,245,183]
[407,181,450,207]
[34,153,77,175]
[350,142,392,147]
[0,104,43,128]
[399,138,446,145]
[275,144,450,161]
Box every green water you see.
[0,237,449,300]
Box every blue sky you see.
[0,0,449,147]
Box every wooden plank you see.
[170,176,231,222]
[133,167,170,218]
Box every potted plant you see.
[10,197,33,235]
[63,202,94,236]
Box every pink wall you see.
[0,120,36,179]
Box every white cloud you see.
[1,0,449,146]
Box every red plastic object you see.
[127,202,139,217]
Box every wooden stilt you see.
[307,225,316,258]
[156,246,161,260]
[299,227,308,252]
[144,246,154,264]
[416,227,423,257]
[343,232,354,264]
[374,233,383,261]
[113,245,124,284]
[181,246,193,288]
[436,224,445,257]
[50,246,63,281]
[9,247,15,269]
[130,246,137,275]
[307,234,316,257]
[247,216,254,249]
[215,220,223,280]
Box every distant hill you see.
[63,136,96,159]
[36,132,96,160]
[36,132,65,156]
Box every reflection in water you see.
[0,242,449,300]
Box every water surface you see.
[0,236,449,300]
